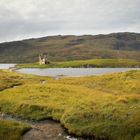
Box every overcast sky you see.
[0,0,140,42]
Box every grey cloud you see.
[0,0,140,42]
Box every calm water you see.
[0,64,139,77]
[17,68,139,77]
[0,64,15,69]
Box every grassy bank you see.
[0,70,140,140]
[17,59,140,68]
[0,119,30,140]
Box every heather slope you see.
[0,32,140,63]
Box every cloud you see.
[0,0,140,42]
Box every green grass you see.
[0,119,30,140]
[0,70,140,140]
[17,59,140,68]
[0,70,22,91]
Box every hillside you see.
[0,32,140,63]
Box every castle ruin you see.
[39,53,50,65]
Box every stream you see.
[0,113,90,140]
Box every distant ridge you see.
[0,32,140,63]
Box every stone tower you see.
[39,53,50,65]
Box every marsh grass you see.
[0,120,30,140]
[0,70,139,140]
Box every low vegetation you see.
[0,70,22,91]
[0,70,140,140]
[17,59,140,68]
[0,120,30,140]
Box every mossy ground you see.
[0,70,140,140]
[0,119,30,140]
[17,59,140,68]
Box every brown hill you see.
[0,32,140,63]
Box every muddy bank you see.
[0,113,91,140]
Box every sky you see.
[0,0,140,42]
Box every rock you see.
[40,80,46,84]
[66,136,77,140]
[1,113,5,118]
[58,133,62,137]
